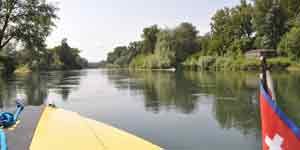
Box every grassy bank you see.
[104,50,296,71]
[182,55,292,71]
[104,55,294,71]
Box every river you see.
[1,69,300,150]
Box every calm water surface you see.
[1,69,300,150]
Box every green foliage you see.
[142,25,160,53]
[210,0,254,56]
[105,0,300,71]
[0,43,17,73]
[14,38,87,71]
[107,22,198,69]
[183,55,215,70]
[197,34,210,55]
[129,54,153,69]
[210,8,232,55]
[0,0,58,50]
[54,39,87,70]
[253,0,288,49]
[155,30,176,67]
[183,55,291,71]
[106,45,137,67]
[227,37,253,57]
[173,22,199,62]
[268,57,292,67]
[129,52,174,69]
[0,0,58,73]
[278,27,300,60]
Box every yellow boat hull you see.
[30,107,162,150]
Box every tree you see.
[210,8,234,55]
[0,0,58,50]
[231,0,254,38]
[142,25,160,53]
[56,38,86,69]
[198,33,212,55]
[155,30,176,68]
[253,0,288,49]
[210,0,254,55]
[106,46,127,64]
[278,27,300,60]
[174,22,199,62]
[128,41,143,55]
[281,0,300,21]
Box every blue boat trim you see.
[260,82,300,139]
[0,129,7,150]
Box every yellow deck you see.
[30,107,162,150]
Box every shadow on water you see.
[0,70,84,108]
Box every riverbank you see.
[182,56,292,71]
[13,64,90,76]
[103,56,295,71]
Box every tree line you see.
[105,0,300,69]
[0,0,87,74]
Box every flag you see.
[260,73,300,150]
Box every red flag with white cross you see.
[260,75,300,150]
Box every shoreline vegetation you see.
[0,1,88,76]
[11,38,89,76]
[103,0,300,72]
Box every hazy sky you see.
[46,0,240,62]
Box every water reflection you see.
[272,72,300,125]
[0,69,299,149]
[106,69,300,136]
[0,70,84,108]
[106,70,199,114]
[183,71,261,132]
[49,71,83,101]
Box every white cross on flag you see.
[260,72,300,150]
[265,134,283,150]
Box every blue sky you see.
[46,0,240,62]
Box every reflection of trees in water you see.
[0,70,84,108]
[0,77,17,108]
[184,71,261,135]
[139,71,199,114]
[107,70,300,137]
[272,72,300,125]
[183,71,300,134]
[107,70,262,135]
[50,71,83,101]
[106,70,201,114]
[23,73,48,106]
[0,73,46,107]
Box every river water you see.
[1,69,300,150]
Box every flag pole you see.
[260,56,268,91]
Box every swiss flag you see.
[260,82,300,150]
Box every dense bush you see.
[278,27,300,61]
